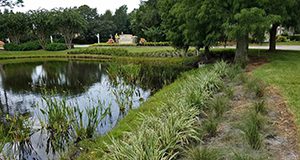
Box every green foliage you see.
[105,102,200,160]
[287,35,300,41]
[242,112,263,150]
[203,116,219,137]
[113,5,130,34]
[233,153,258,160]
[185,147,221,160]
[76,5,101,44]
[254,100,266,114]
[246,78,266,98]
[0,11,29,44]
[276,35,289,42]
[0,114,32,153]
[45,43,68,51]
[208,95,229,118]
[68,47,196,57]
[130,0,165,41]
[29,9,54,49]
[4,41,42,51]
[68,48,128,55]
[139,42,171,46]
[51,8,87,49]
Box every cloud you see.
[11,0,140,14]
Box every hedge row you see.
[3,42,67,51]
[91,43,137,47]
[287,35,300,41]
[67,48,197,57]
[90,42,171,47]
[67,48,129,56]
[4,41,42,51]
[139,42,171,46]
[45,43,68,51]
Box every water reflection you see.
[0,61,190,159]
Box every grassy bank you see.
[73,61,288,160]
[0,48,199,65]
[73,63,220,159]
[253,50,300,125]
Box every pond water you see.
[0,60,190,159]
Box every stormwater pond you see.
[0,60,191,159]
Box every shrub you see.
[105,102,200,160]
[4,43,20,51]
[20,41,42,51]
[67,48,128,56]
[276,35,288,42]
[4,41,42,51]
[185,147,221,160]
[287,35,300,41]
[45,43,68,51]
[139,42,171,46]
[91,43,137,47]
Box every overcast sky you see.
[10,0,141,14]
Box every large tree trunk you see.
[38,34,47,50]
[235,35,249,68]
[269,24,278,52]
[64,34,73,49]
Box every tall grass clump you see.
[203,116,219,137]
[242,112,264,150]
[254,100,266,114]
[233,153,260,160]
[245,78,266,98]
[105,101,200,160]
[185,147,221,160]
[207,95,229,118]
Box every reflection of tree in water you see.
[0,61,105,95]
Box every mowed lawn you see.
[253,50,300,125]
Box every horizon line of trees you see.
[1,0,300,66]
[0,5,132,49]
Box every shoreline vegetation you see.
[70,56,299,159]
[0,48,300,159]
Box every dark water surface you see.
[0,60,189,159]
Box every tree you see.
[51,8,87,49]
[0,11,29,44]
[226,7,272,66]
[130,0,165,41]
[96,10,116,42]
[0,0,22,7]
[29,9,54,49]
[172,0,224,54]
[113,5,130,34]
[76,5,100,44]
[258,0,298,51]
[158,0,188,51]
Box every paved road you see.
[214,45,300,51]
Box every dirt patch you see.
[246,57,268,72]
[264,86,299,160]
[200,75,299,159]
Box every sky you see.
[10,0,141,14]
